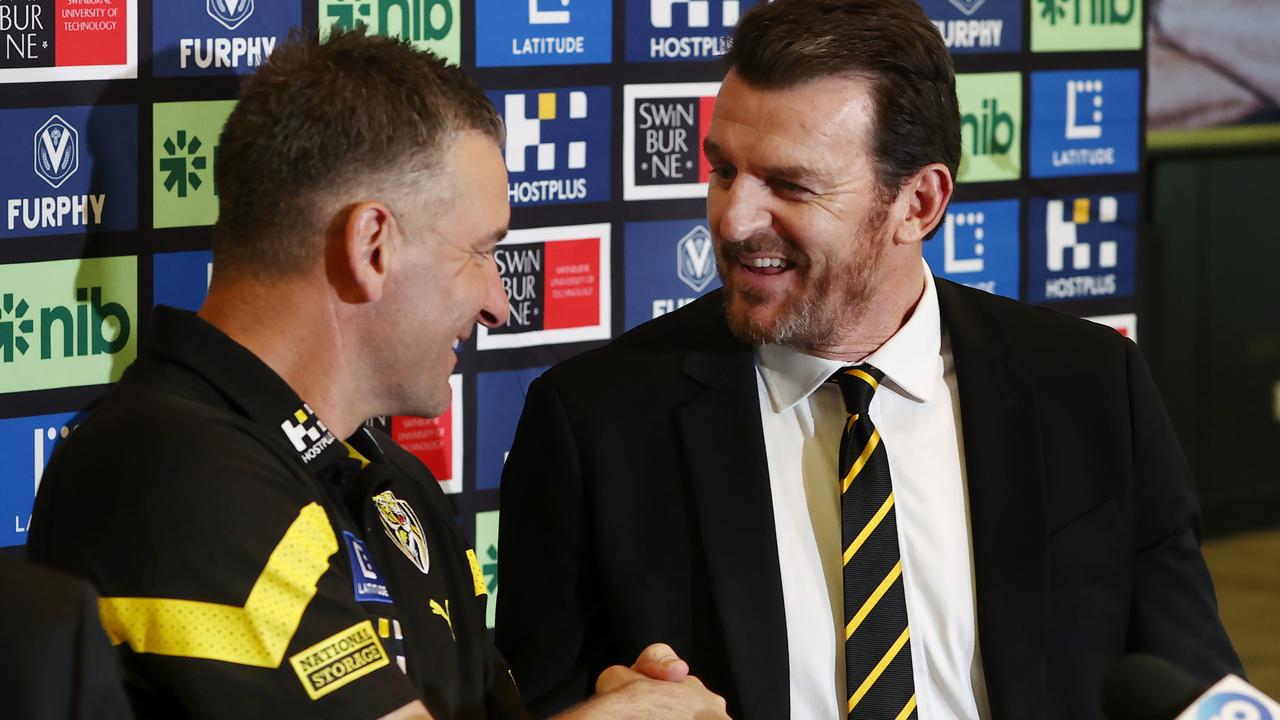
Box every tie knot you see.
[830,364,883,415]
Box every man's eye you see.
[712,166,736,181]
[771,179,807,195]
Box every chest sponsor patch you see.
[372,490,430,575]
[289,620,390,700]
[342,531,393,604]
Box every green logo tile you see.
[1030,0,1142,51]
[475,510,500,630]
[153,101,237,230]
[0,256,137,394]
[956,72,1023,184]
[319,0,460,64]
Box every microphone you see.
[1102,655,1280,720]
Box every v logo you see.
[684,237,713,275]
[224,0,242,15]
[41,126,72,175]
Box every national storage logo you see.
[476,0,610,67]
[1031,0,1141,51]
[477,223,611,350]
[365,375,463,494]
[474,510,499,629]
[1,106,137,240]
[152,0,298,76]
[623,219,720,330]
[624,0,760,63]
[0,0,136,83]
[154,249,212,312]
[1029,69,1139,178]
[623,82,718,201]
[153,100,236,229]
[475,366,544,491]
[1029,194,1136,303]
[1,410,85,547]
[918,0,1021,54]
[0,256,137,394]
[319,0,459,64]
[922,199,1020,299]
[956,72,1022,183]
[488,87,610,206]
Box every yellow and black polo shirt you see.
[28,306,527,720]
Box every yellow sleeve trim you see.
[98,502,339,668]
[466,548,488,597]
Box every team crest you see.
[372,491,430,575]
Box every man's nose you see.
[476,258,510,329]
[717,177,772,243]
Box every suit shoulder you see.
[940,279,1129,358]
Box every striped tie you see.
[832,365,917,720]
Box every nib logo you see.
[0,294,34,362]
[208,0,255,30]
[159,131,208,199]
[34,115,79,190]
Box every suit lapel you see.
[677,336,790,720]
[937,279,1048,719]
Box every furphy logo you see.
[918,0,1021,54]
[364,375,464,494]
[1029,194,1137,302]
[0,411,84,546]
[0,256,137,394]
[0,0,136,83]
[153,250,213,312]
[2,106,137,240]
[921,199,1020,299]
[623,82,718,201]
[474,510,500,629]
[153,0,297,76]
[625,0,760,62]
[477,223,611,350]
[475,367,544,490]
[1030,69,1139,178]
[956,72,1021,183]
[1031,0,1141,51]
[153,100,235,229]
[623,220,720,329]
[488,87,610,206]
[1085,313,1137,343]
[476,0,610,67]
[320,0,459,64]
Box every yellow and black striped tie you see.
[832,364,917,720]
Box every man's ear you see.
[893,163,953,246]
[329,201,394,304]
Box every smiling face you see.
[705,71,900,349]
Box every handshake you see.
[559,643,731,720]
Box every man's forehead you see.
[710,72,877,155]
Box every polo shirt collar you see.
[755,259,942,413]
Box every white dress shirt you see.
[754,263,991,719]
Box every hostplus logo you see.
[493,87,610,206]
[626,0,758,62]
[922,200,1020,299]
[1029,194,1136,302]
[1030,70,1139,178]
[7,114,107,233]
[956,73,1021,183]
[281,404,338,464]
[320,0,458,62]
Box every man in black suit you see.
[496,1,1241,718]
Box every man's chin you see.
[723,297,788,346]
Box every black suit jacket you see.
[496,280,1240,719]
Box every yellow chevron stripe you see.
[845,367,880,390]
[842,429,881,493]
[848,627,912,714]
[845,412,859,434]
[98,502,338,668]
[895,694,918,720]
[844,493,895,566]
[846,561,902,640]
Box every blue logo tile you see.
[923,199,1020,299]
[624,0,761,63]
[475,367,547,490]
[1030,69,1140,178]
[486,87,611,206]
[152,0,299,77]
[476,0,611,67]
[624,219,721,330]
[0,411,87,547]
[1029,194,1137,303]
[343,531,394,603]
[154,250,214,312]
[918,0,1022,54]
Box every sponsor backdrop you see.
[0,0,1146,629]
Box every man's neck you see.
[796,259,926,363]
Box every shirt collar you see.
[755,259,942,413]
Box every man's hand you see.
[613,643,690,684]
[555,644,730,719]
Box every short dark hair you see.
[725,0,960,195]
[213,26,504,277]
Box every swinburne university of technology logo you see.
[281,403,339,464]
[1030,69,1139,178]
[1029,194,1137,303]
[922,199,1020,299]
[365,375,464,494]
[623,220,720,329]
[477,223,611,350]
[3,105,137,239]
[623,82,718,201]
[319,0,459,64]
[153,0,297,76]
[488,87,610,206]
[0,0,136,83]
[0,411,82,547]
[476,0,610,67]
[956,72,1022,183]
[625,0,759,62]
[917,0,1021,54]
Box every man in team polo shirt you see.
[27,28,727,720]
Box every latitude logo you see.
[33,115,79,190]
[676,225,716,292]
[207,0,255,31]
